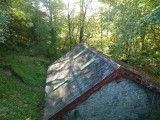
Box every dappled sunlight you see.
[62,0,109,17]
[44,43,118,119]
[26,117,31,120]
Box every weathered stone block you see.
[62,78,160,120]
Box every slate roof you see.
[43,43,160,120]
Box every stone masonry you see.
[62,78,160,120]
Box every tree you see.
[0,0,11,43]
[100,0,160,77]
[79,0,93,43]
[67,0,72,49]
[43,0,65,58]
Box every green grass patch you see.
[4,55,49,86]
[0,71,45,120]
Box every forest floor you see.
[2,68,45,91]
[0,52,49,120]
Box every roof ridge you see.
[84,43,159,84]
[44,43,160,120]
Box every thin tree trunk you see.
[141,35,145,50]
[151,25,159,49]
[48,0,57,57]
[67,0,72,49]
[100,12,103,51]
[7,0,12,42]
[28,0,37,44]
[125,41,131,61]
[79,0,85,43]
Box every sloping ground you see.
[0,55,49,119]
[3,55,49,86]
[3,68,45,91]
[0,71,44,120]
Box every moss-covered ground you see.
[0,53,49,120]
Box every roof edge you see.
[48,69,120,120]
[120,67,160,93]
[46,43,160,120]
[48,66,160,120]
[85,43,159,84]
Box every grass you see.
[4,55,49,86]
[0,53,50,120]
[0,71,45,120]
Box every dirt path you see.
[3,68,45,91]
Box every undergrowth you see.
[0,71,45,120]
[3,55,49,86]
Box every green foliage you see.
[0,71,44,120]
[0,1,10,43]
[140,6,160,25]
[99,0,160,79]
[4,55,49,86]
[11,8,33,28]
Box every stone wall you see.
[62,78,160,120]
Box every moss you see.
[4,55,49,86]
[0,71,45,120]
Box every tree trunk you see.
[48,0,57,57]
[67,0,72,49]
[79,0,85,43]
[141,34,145,50]
[100,12,103,51]
[151,25,159,49]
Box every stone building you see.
[43,43,160,120]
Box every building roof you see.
[43,43,160,120]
